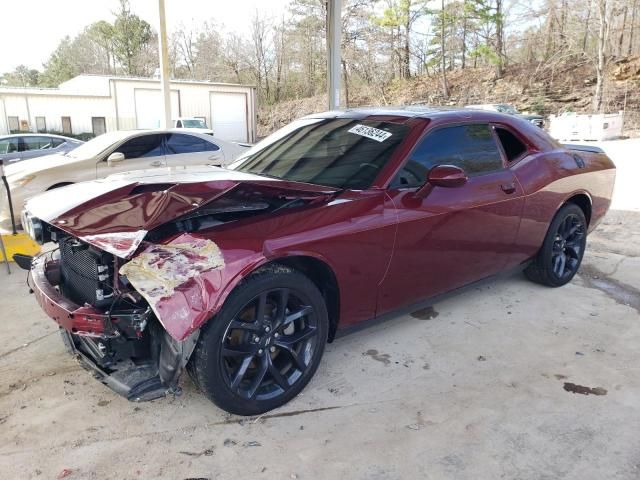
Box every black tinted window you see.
[496,127,527,161]
[393,124,503,188]
[117,134,164,159]
[236,119,409,189]
[166,133,219,154]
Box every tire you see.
[187,265,328,415]
[524,203,587,287]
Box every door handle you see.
[500,182,516,194]
[150,160,163,167]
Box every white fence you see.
[548,112,625,141]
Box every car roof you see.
[0,133,79,141]
[303,106,518,123]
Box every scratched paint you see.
[119,238,225,316]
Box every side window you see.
[166,133,219,154]
[0,139,14,154]
[23,136,53,151]
[176,120,182,128]
[495,127,527,162]
[116,134,165,159]
[51,138,66,148]
[392,124,503,188]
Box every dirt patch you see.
[563,382,607,396]
[411,306,439,320]
[579,263,640,314]
[364,349,391,365]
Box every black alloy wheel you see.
[188,266,328,415]
[550,213,585,280]
[525,203,587,287]
[221,288,319,401]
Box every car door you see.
[97,133,166,177]
[165,133,223,166]
[377,123,525,315]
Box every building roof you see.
[0,74,254,97]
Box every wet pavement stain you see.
[411,306,439,320]
[364,349,391,365]
[579,264,640,314]
[563,382,607,396]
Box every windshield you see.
[65,131,130,159]
[182,119,207,128]
[231,118,410,189]
[495,104,519,115]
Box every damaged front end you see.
[29,237,199,401]
[22,173,337,401]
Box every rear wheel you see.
[525,203,587,287]
[188,266,328,415]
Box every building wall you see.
[0,75,257,142]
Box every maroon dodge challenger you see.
[18,108,615,415]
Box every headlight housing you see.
[21,210,45,244]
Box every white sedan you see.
[0,129,247,229]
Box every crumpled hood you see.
[24,166,338,258]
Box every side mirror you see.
[107,152,125,166]
[428,164,468,188]
[415,164,468,198]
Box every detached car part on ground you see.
[18,108,615,415]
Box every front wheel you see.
[188,266,328,415]
[525,203,587,287]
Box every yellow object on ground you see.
[0,232,40,262]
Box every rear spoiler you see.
[562,144,605,154]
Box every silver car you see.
[0,134,83,165]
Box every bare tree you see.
[593,0,609,112]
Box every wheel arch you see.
[254,254,341,342]
[46,181,74,191]
[562,192,592,226]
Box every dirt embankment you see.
[258,56,640,137]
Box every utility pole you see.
[327,0,342,110]
[157,0,172,128]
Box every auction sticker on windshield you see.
[348,124,393,142]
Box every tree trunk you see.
[461,2,468,69]
[583,0,592,54]
[593,0,608,112]
[440,0,450,98]
[618,5,628,56]
[630,0,638,56]
[403,0,411,79]
[342,59,349,107]
[495,0,504,78]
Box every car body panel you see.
[23,108,615,345]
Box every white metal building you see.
[0,75,257,143]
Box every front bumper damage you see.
[29,254,199,401]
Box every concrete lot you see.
[1,140,639,479]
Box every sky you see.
[0,0,290,73]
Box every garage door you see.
[135,89,180,129]
[210,92,248,142]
